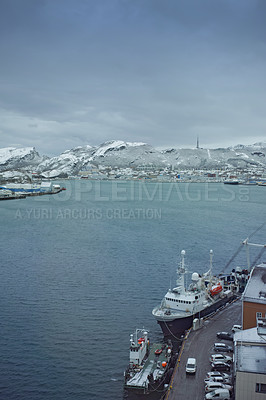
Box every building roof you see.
[234,326,266,344]
[234,326,266,374]
[242,264,266,305]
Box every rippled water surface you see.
[0,181,265,400]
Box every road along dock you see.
[164,299,241,400]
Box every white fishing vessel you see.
[152,250,234,337]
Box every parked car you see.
[210,354,232,364]
[205,381,233,393]
[205,388,231,399]
[232,324,242,333]
[216,331,233,341]
[213,343,233,352]
[206,371,230,380]
[211,361,231,372]
[185,357,197,374]
[205,376,232,385]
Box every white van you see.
[205,388,230,399]
[186,357,197,374]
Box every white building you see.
[234,318,266,399]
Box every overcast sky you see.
[0,0,266,155]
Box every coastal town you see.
[0,141,266,185]
[76,164,266,184]
[1,163,266,186]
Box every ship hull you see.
[156,295,235,338]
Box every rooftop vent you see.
[257,317,266,336]
[259,291,266,298]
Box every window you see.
[256,383,266,393]
[256,312,262,319]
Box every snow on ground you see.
[92,140,146,158]
[0,170,27,179]
[126,142,147,147]
[235,152,249,159]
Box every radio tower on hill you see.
[196,136,199,149]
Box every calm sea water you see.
[0,181,265,400]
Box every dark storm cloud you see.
[0,0,266,155]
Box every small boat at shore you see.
[124,329,175,394]
[224,179,239,185]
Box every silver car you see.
[204,376,232,385]
[210,354,232,364]
[206,371,230,380]
[213,343,233,352]
[205,381,233,393]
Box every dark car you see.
[211,361,231,372]
[213,343,233,352]
[216,332,233,341]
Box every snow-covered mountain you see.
[0,147,46,172]
[36,140,266,177]
[0,141,266,179]
[37,141,163,178]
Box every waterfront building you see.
[242,264,266,330]
[234,318,266,400]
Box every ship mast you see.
[210,249,213,283]
[176,250,186,293]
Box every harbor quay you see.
[164,299,241,400]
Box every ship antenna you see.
[181,250,186,272]
[210,249,213,282]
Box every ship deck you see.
[153,306,189,320]
[125,343,170,390]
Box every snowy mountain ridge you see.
[0,146,46,172]
[0,140,266,178]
